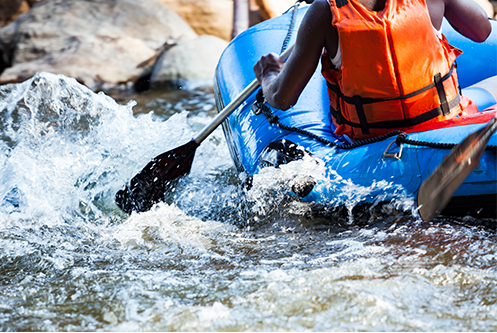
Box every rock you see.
[254,0,297,20]
[150,35,228,88]
[475,0,495,17]
[474,0,495,18]
[157,0,299,41]
[0,0,23,25]
[0,0,29,27]
[157,0,233,41]
[0,0,197,91]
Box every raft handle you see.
[382,140,403,159]
[251,101,262,115]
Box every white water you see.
[1,72,496,331]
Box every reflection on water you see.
[0,72,496,331]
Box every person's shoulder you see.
[305,0,332,21]
[311,0,331,10]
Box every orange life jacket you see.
[321,0,477,140]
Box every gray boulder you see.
[0,0,198,91]
[150,34,228,89]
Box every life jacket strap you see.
[328,63,458,132]
[353,95,370,134]
[330,94,461,129]
[327,63,455,105]
[335,0,349,7]
[434,72,450,116]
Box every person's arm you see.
[443,0,491,42]
[253,0,337,110]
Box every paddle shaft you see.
[194,44,295,144]
[115,44,295,214]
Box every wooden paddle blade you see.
[417,117,497,222]
[115,140,199,214]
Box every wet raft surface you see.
[0,73,497,331]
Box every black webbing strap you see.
[353,95,370,134]
[335,0,349,7]
[327,63,456,106]
[434,72,450,116]
[256,89,497,153]
[330,94,461,129]
[327,63,458,131]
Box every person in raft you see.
[253,0,496,141]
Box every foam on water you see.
[1,72,497,331]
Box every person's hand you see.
[253,53,284,85]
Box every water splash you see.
[1,72,497,332]
[243,152,416,230]
[0,73,228,223]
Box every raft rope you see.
[281,0,314,53]
[255,90,497,151]
[255,0,496,151]
[281,1,301,53]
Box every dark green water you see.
[0,72,496,331]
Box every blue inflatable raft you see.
[214,6,497,218]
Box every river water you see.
[0,72,496,331]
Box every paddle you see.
[417,114,497,222]
[115,44,296,214]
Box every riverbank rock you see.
[475,0,495,17]
[0,0,197,91]
[150,35,228,88]
[0,0,29,27]
[158,0,233,41]
[157,0,298,41]
[255,0,298,20]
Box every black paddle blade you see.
[417,117,497,222]
[115,140,200,214]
